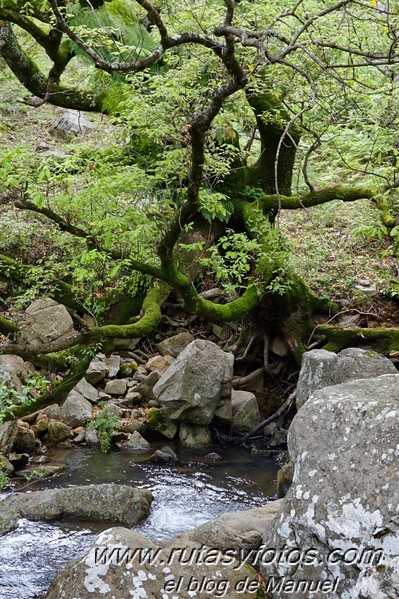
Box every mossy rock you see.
[146,408,177,440]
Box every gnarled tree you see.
[1,0,399,417]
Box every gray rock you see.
[84,428,100,447]
[49,110,96,138]
[174,500,283,553]
[296,347,397,409]
[154,340,234,425]
[270,336,289,357]
[0,484,152,526]
[145,355,173,373]
[20,298,76,346]
[213,396,233,426]
[146,407,178,439]
[103,402,122,417]
[73,378,99,403]
[231,390,261,434]
[0,420,18,455]
[14,425,36,453]
[261,374,399,599]
[134,371,160,400]
[161,445,177,460]
[118,419,146,434]
[0,354,31,393]
[45,527,258,599]
[120,391,142,407]
[47,420,71,444]
[60,390,93,425]
[104,379,127,396]
[123,431,150,451]
[150,449,175,463]
[41,404,62,419]
[179,422,211,448]
[113,337,140,350]
[103,355,121,378]
[157,331,194,357]
[85,354,109,385]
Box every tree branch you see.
[0,21,102,111]
[257,186,375,210]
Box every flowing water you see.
[0,444,280,599]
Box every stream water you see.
[0,444,280,599]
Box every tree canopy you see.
[1,0,399,416]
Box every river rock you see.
[146,407,178,439]
[231,390,261,434]
[179,422,211,448]
[47,420,71,444]
[157,331,194,357]
[145,355,173,373]
[35,415,49,432]
[123,431,150,451]
[60,390,93,424]
[85,428,100,447]
[45,528,259,599]
[296,347,397,409]
[154,340,234,425]
[73,378,99,403]
[104,379,127,396]
[85,354,109,385]
[118,419,146,434]
[14,424,36,453]
[261,374,399,599]
[174,499,283,553]
[0,354,31,393]
[49,110,96,138]
[134,371,160,401]
[0,484,153,526]
[20,298,76,345]
[0,420,18,455]
[42,404,62,419]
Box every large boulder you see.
[45,528,259,599]
[0,484,152,526]
[296,347,397,408]
[261,374,399,599]
[20,298,76,346]
[153,340,234,425]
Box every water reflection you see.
[0,445,279,599]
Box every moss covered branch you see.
[0,21,102,111]
[316,324,399,353]
[0,316,19,336]
[256,186,375,211]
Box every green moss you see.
[318,325,399,353]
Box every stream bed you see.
[0,444,280,599]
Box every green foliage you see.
[199,231,262,294]
[0,372,49,424]
[86,404,120,452]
